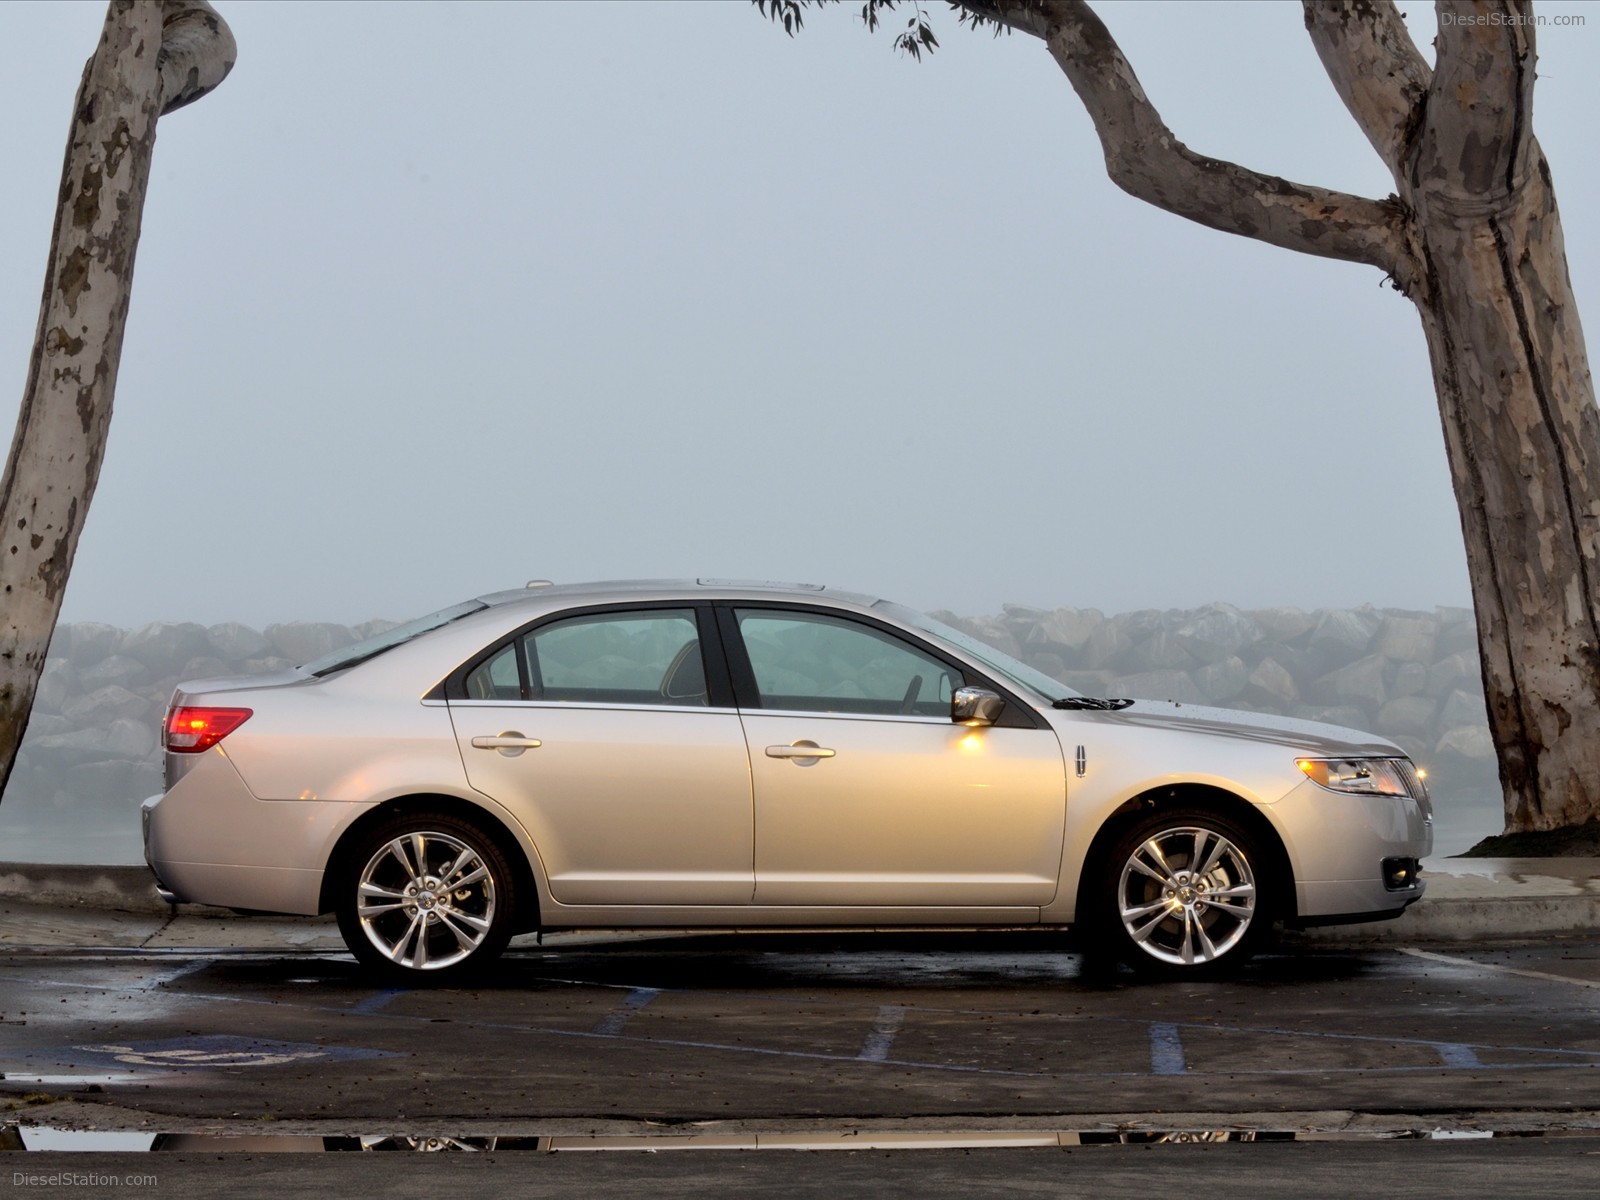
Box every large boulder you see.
[1435,724,1496,760]
[61,685,153,726]
[1306,609,1379,674]
[32,659,78,714]
[1248,606,1316,643]
[1374,614,1438,664]
[30,716,154,763]
[1174,604,1258,665]
[1025,608,1105,655]
[1389,661,1429,698]
[206,621,270,662]
[1119,610,1166,644]
[1427,651,1480,696]
[1240,657,1298,709]
[1081,621,1133,670]
[79,654,149,691]
[1124,630,1197,672]
[1435,609,1480,657]
[53,622,123,665]
[1310,654,1387,712]
[119,621,211,669]
[264,622,358,665]
[1438,688,1487,729]
[178,656,231,684]
[1375,695,1440,739]
[1191,656,1249,703]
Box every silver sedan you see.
[142,580,1433,981]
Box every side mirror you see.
[952,686,1004,727]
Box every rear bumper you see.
[141,751,351,916]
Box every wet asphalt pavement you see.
[4,934,1599,1122]
[4,935,1599,1195]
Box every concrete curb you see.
[0,863,176,915]
[2,859,1596,949]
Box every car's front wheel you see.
[1092,808,1273,977]
[335,812,517,983]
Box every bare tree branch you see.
[158,0,237,115]
[1416,0,1538,205]
[971,0,1410,279]
[1302,0,1431,181]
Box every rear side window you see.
[464,609,707,707]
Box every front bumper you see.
[1269,776,1432,921]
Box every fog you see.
[3,1,1598,629]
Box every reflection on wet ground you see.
[9,1125,1590,1153]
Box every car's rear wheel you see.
[1092,807,1272,977]
[335,812,517,983]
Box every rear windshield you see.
[304,600,488,676]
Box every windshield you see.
[873,601,1081,704]
[304,600,488,676]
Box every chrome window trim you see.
[446,699,743,716]
[721,707,958,726]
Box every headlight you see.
[1296,757,1419,798]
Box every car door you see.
[723,605,1069,908]
[447,605,753,907]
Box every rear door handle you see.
[765,742,835,762]
[471,732,542,757]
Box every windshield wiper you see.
[1052,696,1134,711]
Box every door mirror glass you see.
[952,687,1004,727]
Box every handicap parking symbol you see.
[71,1035,397,1069]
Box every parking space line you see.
[857,1006,906,1062]
[591,988,659,1036]
[1400,947,1600,990]
[1436,1044,1484,1068]
[351,989,407,1015]
[1149,1023,1187,1075]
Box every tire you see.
[335,811,518,983]
[1090,807,1274,978]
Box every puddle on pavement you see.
[3,1126,1591,1152]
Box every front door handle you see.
[765,741,835,764]
[471,732,542,757]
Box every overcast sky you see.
[2,0,1597,628]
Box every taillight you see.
[165,706,253,753]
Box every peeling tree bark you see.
[964,0,1600,832]
[0,1,234,803]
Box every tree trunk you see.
[0,1,233,804]
[963,0,1600,833]
[1410,149,1600,831]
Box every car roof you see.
[473,578,884,611]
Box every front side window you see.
[464,609,707,706]
[734,610,958,717]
